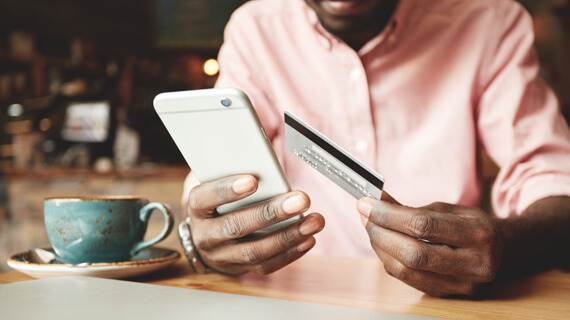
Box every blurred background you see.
[0,0,248,271]
[0,0,568,271]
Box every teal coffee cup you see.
[44,196,174,264]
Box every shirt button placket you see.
[348,60,375,165]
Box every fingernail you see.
[357,198,373,219]
[282,193,308,214]
[299,217,321,236]
[297,237,315,252]
[232,176,255,194]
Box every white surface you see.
[0,277,444,320]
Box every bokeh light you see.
[203,59,219,76]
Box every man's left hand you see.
[357,197,504,297]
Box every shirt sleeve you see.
[213,8,282,140]
[476,2,570,217]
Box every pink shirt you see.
[185,0,570,257]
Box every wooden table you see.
[1,255,569,320]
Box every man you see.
[182,0,570,297]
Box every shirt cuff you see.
[515,173,570,216]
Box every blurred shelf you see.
[2,165,189,179]
[0,51,33,68]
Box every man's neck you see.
[334,0,399,51]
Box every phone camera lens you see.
[220,98,232,107]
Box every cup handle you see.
[130,202,174,256]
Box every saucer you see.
[7,247,180,279]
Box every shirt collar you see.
[301,1,338,49]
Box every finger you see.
[422,201,481,216]
[357,198,476,247]
[249,237,316,275]
[366,222,494,280]
[374,248,481,297]
[193,191,311,247]
[207,213,324,265]
[188,175,258,219]
[204,237,317,276]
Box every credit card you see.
[284,111,384,200]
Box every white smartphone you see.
[154,88,298,233]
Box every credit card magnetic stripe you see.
[284,111,384,200]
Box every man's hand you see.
[187,174,325,275]
[357,196,503,297]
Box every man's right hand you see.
[186,174,325,275]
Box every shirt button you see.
[355,140,368,154]
[349,68,363,81]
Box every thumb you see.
[381,190,401,205]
